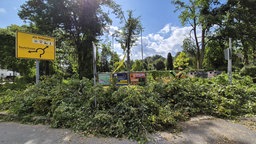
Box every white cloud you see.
[103,23,193,60]
[104,25,120,36]
[159,24,171,34]
[148,33,164,42]
[0,8,6,14]
[131,24,192,60]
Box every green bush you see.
[147,70,176,80]
[240,66,256,83]
[52,102,78,128]
[240,65,256,77]
[3,75,62,119]
[1,73,256,143]
[110,86,159,139]
[0,89,18,111]
[33,96,52,115]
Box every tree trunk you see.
[193,18,201,69]
[200,28,206,69]
[77,38,93,79]
[126,30,132,72]
[127,46,130,71]
[39,61,50,76]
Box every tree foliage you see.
[203,40,226,70]
[154,59,165,70]
[117,10,142,72]
[166,53,173,70]
[99,43,112,72]
[143,55,166,70]
[109,51,120,71]
[172,0,222,69]
[182,38,197,68]
[0,25,35,80]
[2,73,256,142]
[19,0,122,79]
[213,0,256,66]
[52,29,78,76]
[174,51,189,70]
[131,60,143,71]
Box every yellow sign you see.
[16,31,55,60]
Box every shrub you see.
[240,65,256,77]
[1,73,256,143]
[52,102,78,128]
[109,86,160,140]
[0,89,18,111]
[33,96,52,115]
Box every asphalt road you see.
[155,116,256,144]
[0,122,137,144]
[0,116,255,144]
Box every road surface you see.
[0,116,255,144]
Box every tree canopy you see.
[117,10,142,72]
[172,0,223,69]
[18,0,122,79]
[174,51,189,70]
[166,52,173,70]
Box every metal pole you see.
[228,38,232,84]
[141,28,143,60]
[36,60,40,84]
[112,34,115,50]
[92,42,97,107]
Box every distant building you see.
[187,71,222,78]
[0,69,20,79]
[207,71,222,78]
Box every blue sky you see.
[0,0,192,59]
[113,0,182,35]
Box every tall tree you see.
[154,59,165,70]
[19,0,122,79]
[182,38,197,68]
[117,10,142,72]
[131,60,143,71]
[215,0,256,66]
[109,52,120,71]
[99,43,112,72]
[172,0,221,69]
[143,55,166,70]
[166,52,174,70]
[52,29,77,76]
[203,40,226,70]
[174,52,189,70]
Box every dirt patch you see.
[236,116,256,131]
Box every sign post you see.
[16,31,55,84]
[36,60,40,84]
[228,38,232,84]
[224,38,232,84]
[92,42,97,107]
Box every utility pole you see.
[141,27,143,61]
[224,38,232,84]
[228,38,232,84]
[36,60,40,84]
[92,42,97,107]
